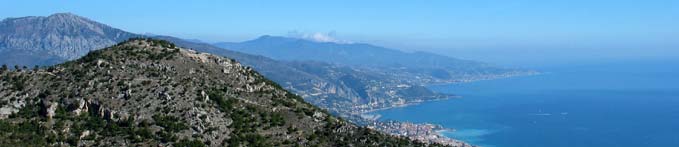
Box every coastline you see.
[364,72,541,146]
[355,96,460,115]
[359,96,473,146]
[362,71,541,121]
[426,71,542,87]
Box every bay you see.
[374,60,679,147]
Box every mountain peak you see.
[48,12,79,18]
[0,13,138,63]
[257,35,274,39]
[255,35,295,40]
[45,12,99,25]
[247,35,302,43]
[250,35,352,44]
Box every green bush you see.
[153,114,188,132]
[173,138,205,147]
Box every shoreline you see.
[363,72,541,146]
[425,71,542,87]
[355,96,460,115]
[360,71,541,115]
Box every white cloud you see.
[287,31,352,44]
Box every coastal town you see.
[369,121,473,146]
[354,70,538,145]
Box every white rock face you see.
[0,107,19,119]
[313,111,326,122]
[79,130,91,139]
[46,103,59,119]
[201,91,209,102]
[0,100,26,119]
[73,99,89,116]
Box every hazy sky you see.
[1,0,678,67]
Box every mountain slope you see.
[0,13,138,65]
[0,38,448,146]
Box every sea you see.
[373,60,679,147]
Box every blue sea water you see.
[374,60,679,147]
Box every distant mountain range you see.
[214,35,518,80]
[215,35,489,69]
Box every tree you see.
[0,64,7,72]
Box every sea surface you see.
[374,60,679,147]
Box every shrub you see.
[173,138,205,147]
[152,114,188,132]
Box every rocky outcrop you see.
[73,98,88,116]
[45,102,58,119]
[0,107,18,119]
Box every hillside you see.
[0,38,460,146]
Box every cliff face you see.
[0,13,137,65]
[0,38,440,146]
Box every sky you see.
[1,0,678,67]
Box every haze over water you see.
[375,59,679,147]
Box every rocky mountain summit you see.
[0,13,137,65]
[0,38,460,146]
